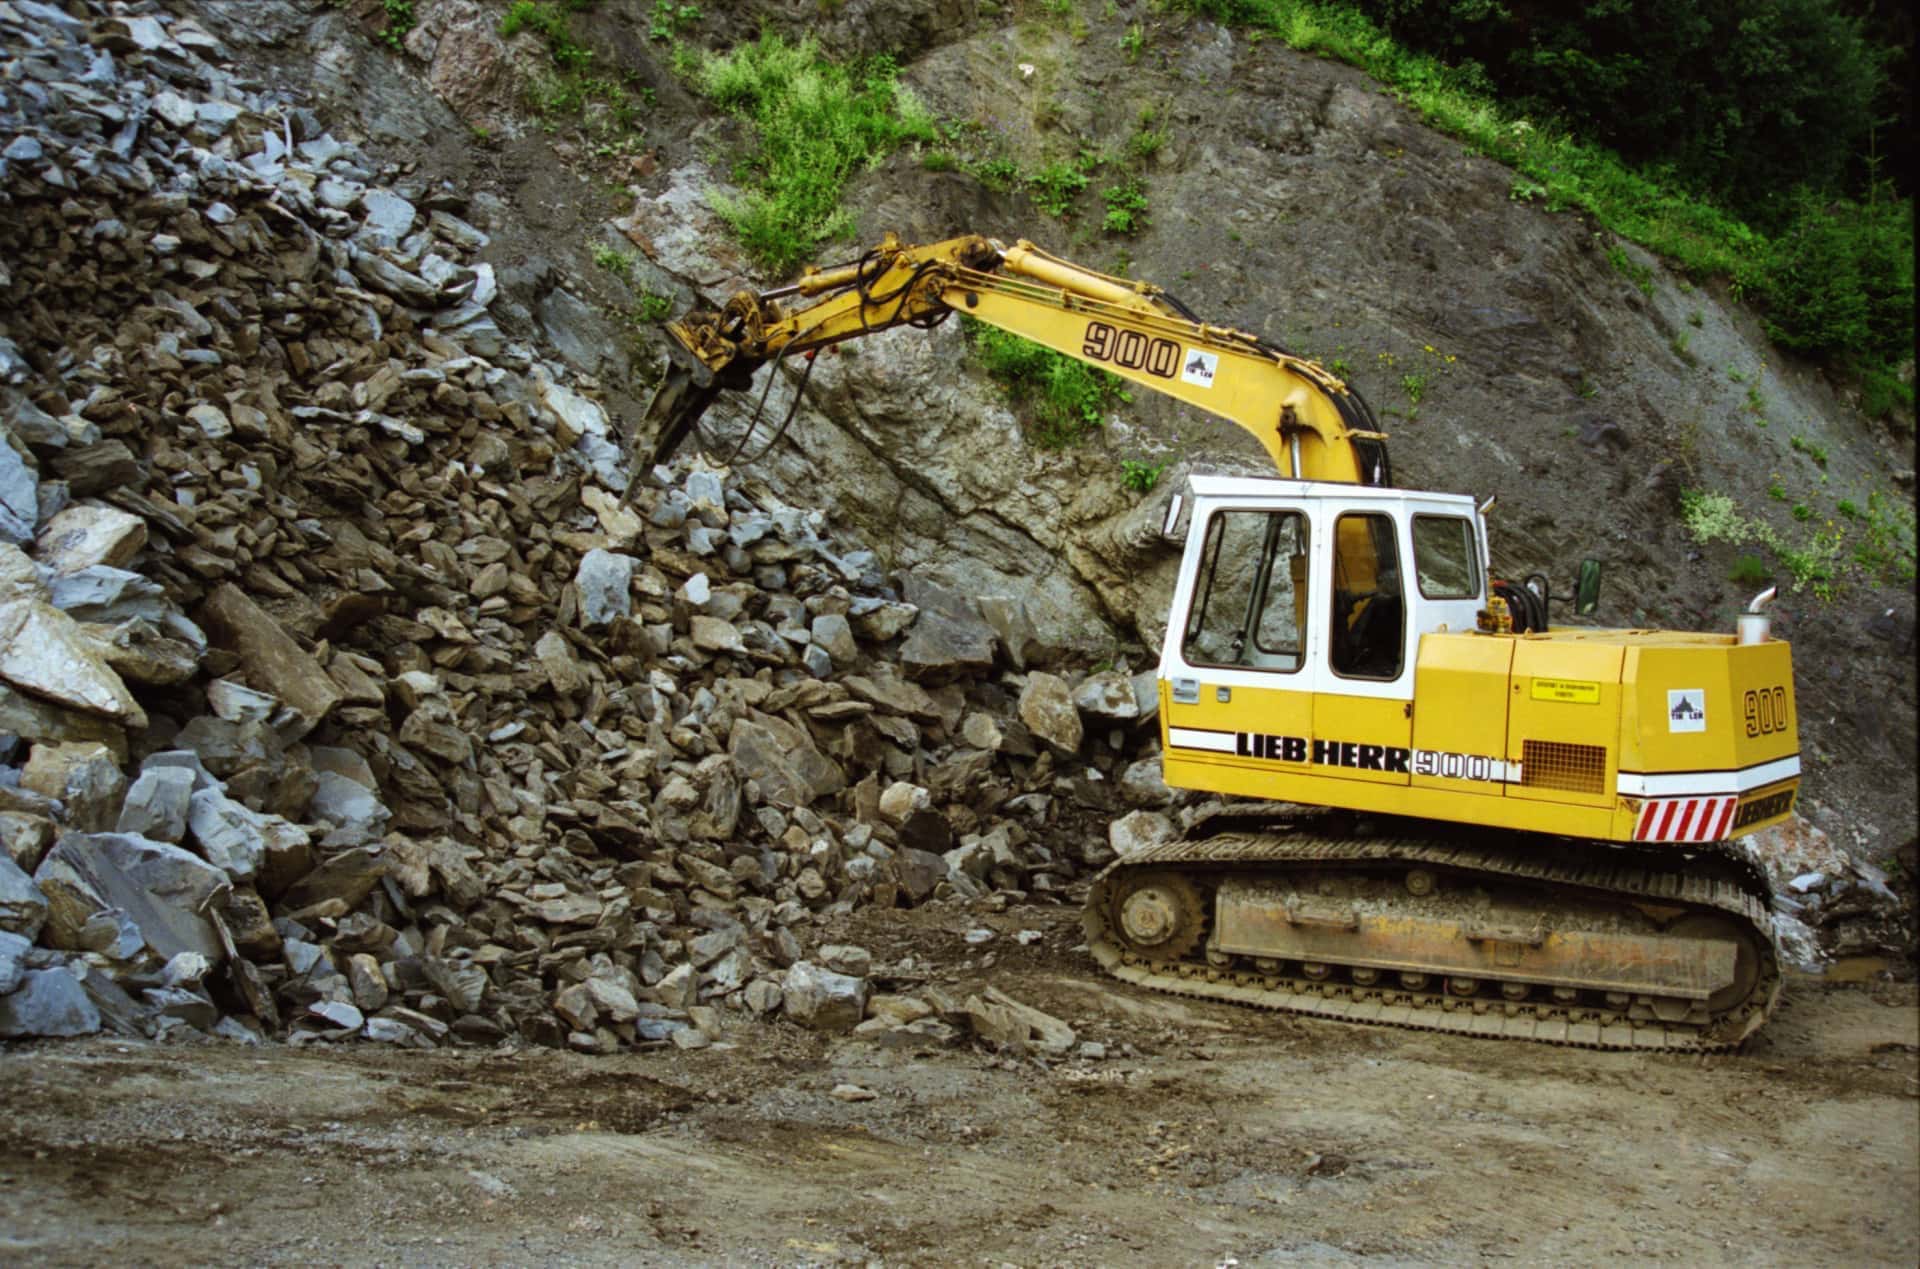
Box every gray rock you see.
[186,403,231,439]
[1108,810,1178,860]
[575,549,634,627]
[186,787,308,884]
[0,929,29,994]
[2,433,39,541]
[810,613,858,666]
[139,749,219,793]
[1019,672,1083,755]
[1118,755,1174,807]
[34,833,229,965]
[728,713,845,808]
[308,770,390,835]
[0,853,48,940]
[976,595,1042,670]
[115,766,195,842]
[0,966,102,1038]
[350,247,441,306]
[802,643,833,679]
[1073,671,1140,722]
[898,576,997,685]
[782,960,868,1032]
[358,188,417,249]
[538,288,607,374]
[45,566,169,623]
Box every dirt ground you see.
[2,900,1914,1268]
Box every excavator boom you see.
[643,233,1389,484]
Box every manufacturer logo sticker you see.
[1667,689,1706,733]
[1181,350,1218,388]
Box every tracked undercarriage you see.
[1084,813,1780,1050]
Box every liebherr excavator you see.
[642,232,1798,1049]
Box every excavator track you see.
[1083,825,1780,1051]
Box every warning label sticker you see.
[1531,677,1601,705]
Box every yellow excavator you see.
[642,233,1798,1049]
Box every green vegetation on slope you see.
[1354,0,1888,230]
[1168,0,1913,418]
[692,35,936,275]
[498,0,650,146]
[962,317,1130,449]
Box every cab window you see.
[1330,511,1405,680]
[1412,515,1480,600]
[1183,510,1309,672]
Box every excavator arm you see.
[642,233,1390,485]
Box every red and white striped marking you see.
[1633,795,1739,842]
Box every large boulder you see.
[0,965,101,1038]
[1018,672,1083,755]
[33,832,229,965]
[782,960,868,1032]
[898,576,997,685]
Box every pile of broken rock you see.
[0,0,1180,1051]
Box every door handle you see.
[1171,677,1199,704]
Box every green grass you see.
[592,243,634,278]
[692,35,936,275]
[1101,178,1150,234]
[1121,456,1170,492]
[500,1,651,140]
[377,0,415,50]
[963,316,1129,448]
[1028,159,1090,218]
[1166,0,1911,410]
[1680,485,1913,599]
[648,0,699,41]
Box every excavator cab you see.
[1161,477,1487,794]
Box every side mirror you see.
[1574,558,1603,616]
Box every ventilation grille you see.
[1521,740,1607,795]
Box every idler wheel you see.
[1110,871,1207,961]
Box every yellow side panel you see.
[1310,693,1411,786]
[1162,676,1314,795]
[1620,641,1797,776]
[1410,633,1515,797]
[1505,639,1625,808]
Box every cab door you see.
[1159,501,1318,796]
[1307,501,1413,787]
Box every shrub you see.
[1749,187,1914,365]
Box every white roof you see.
[1184,474,1479,511]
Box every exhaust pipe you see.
[1737,587,1777,645]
